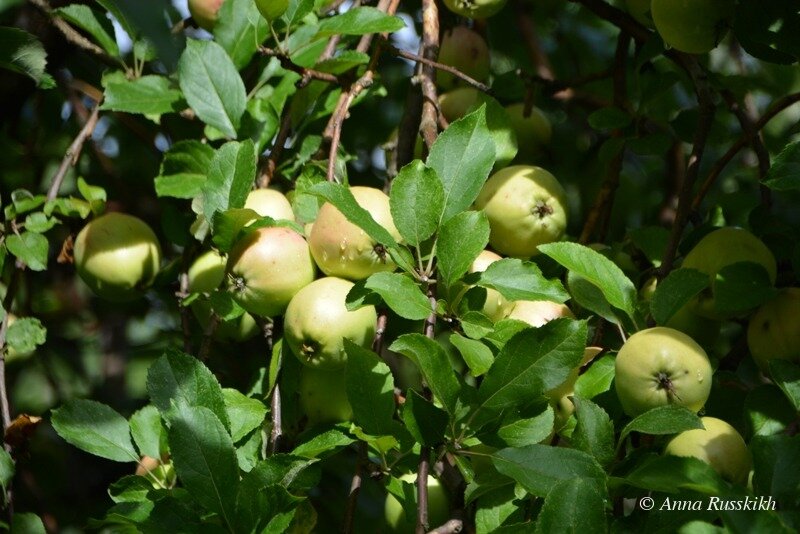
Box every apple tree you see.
[0,0,799,532]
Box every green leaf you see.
[714,262,778,315]
[102,73,184,116]
[6,232,48,271]
[539,242,637,321]
[223,389,267,443]
[588,107,631,130]
[620,405,704,442]
[6,317,46,354]
[202,140,257,223]
[10,513,46,534]
[0,448,14,501]
[535,478,607,534]
[474,485,519,534]
[146,348,230,431]
[479,258,569,303]
[168,406,239,530]
[23,212,57,234]
[450,333,494,377]
[402,390,448,446]
[650,268,709,325]
[51,399,138,462]
[178,39,246,138]
[360,272,431,320]
[390,334,466,422]
[567,271,620,325]
[628,226,670,267]
[624,454,726,494]
[129,404,163,460]
[764,142,800,191]
[344,340,395,436]
[0,28,55,88]
[282,0,315,27]
[437,211,490,287]
[477,320,587,414]
[316,7,405,36]
[427,105,496,222]
[291,427,355,458]
[574,355,615,400]
[309,182,398,247]
[494,403,554,448]
[213,0,270,69]
[492,444,606,497]
[389,161,444,246]
[571,397,615,468]
[769,360,800,412]
[54,4,119,56]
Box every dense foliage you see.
[1,0,799,532]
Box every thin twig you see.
[258,47,341,84]
[417,0,440,151]
[197,314,220,361]
[387,44,491,94]
[270,383,282,454]
[46,100,102,201]
[342,441,367,533]
[427,519,464,534]
[416,447,431,534]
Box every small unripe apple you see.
[384,474,449,532]
[505,103,552,162]
[244,189,295,222]
[747,288,800,374]
[442,0,507,19]
[255,0,289,22]
[188,0,224,31]
[665,417,752,484]
[474,165,568,258]
[74,212,162,302]
[284,277,377,370]
[437,27,490,91]
[439,88,488,123]
[615,327,713,417]
[468,250,512,322]
[309,186,401,281]
[682,227,776,320]
[299,367,353,424]
[624,0,654,28]
[651,0,734,54]
[507,300,574,328]
[227,227,316,317]
[187,250,259,342]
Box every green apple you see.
[227,227,316,317]
[507,300,574,328]
[187,250,259,342]
[309,186,401,281]
[188,0,224,31]
[747,288,800,373]
[244,189,295,222]
[505,103,552,161]
[665,416,752,484]
[651,0,734,54]
[468,250,512,322]
[682,227,776,320]
[615,327,713,417]
[442,0,507,19]
[299,367,353,424]
[74,212,162,302]
[624,0,654,28]
[437,27,490,90]
[384,474,449,532]
[474,165,568,258]
[284,277,377,370]
[255,0,289,22]
[439,87,488,123]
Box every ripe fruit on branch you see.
[651,0,734,54]
[747,288,800,373]
[284,277,377,370]
[255,0,289,22]
[309,186,401,281]
[505,103,552,161]
[665,416,752,484]
[187,250,259,342]
[474,165,568,258]
[74,212,162,302]
[507,300,574,328]
[188,0,224,31]
[299,367,353,424]
[243,189,295,222]
[468,250,512,322]
[682,227,776,319]
[226,226,316,317]
[437,27,490,90]
[384,474,449,532]
[442,0,507,20]
[615,327,713,417]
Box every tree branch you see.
[342,441,367,533]
[427,519,464,534]
[258,47,341,84]
[46,98,102,201]
[386,43,491,94]
[417,0,440,151]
